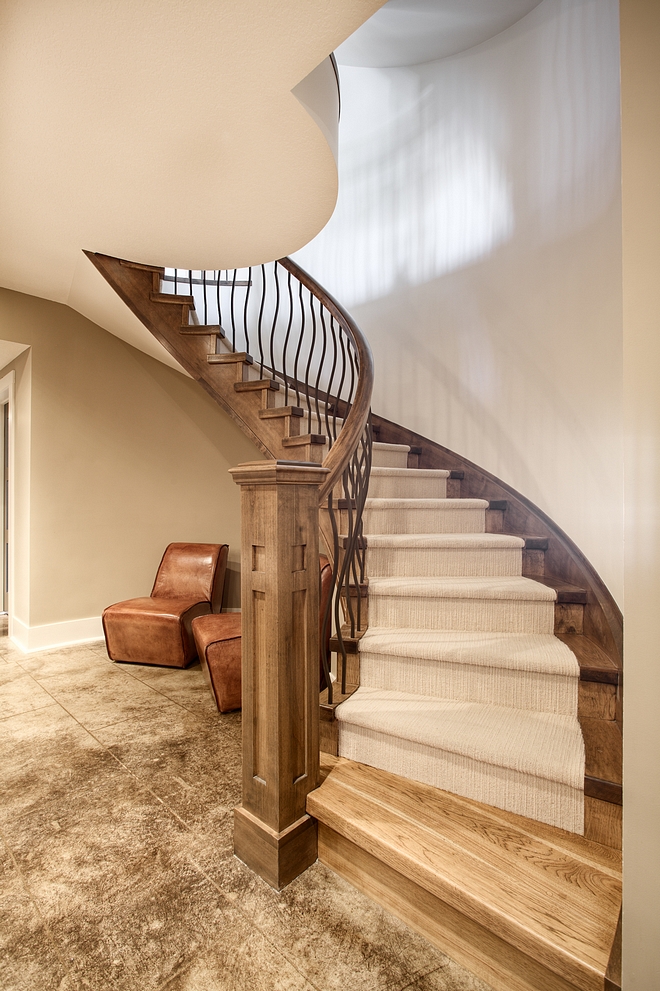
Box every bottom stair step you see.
[308,757,621,991]
[336,687,585,832]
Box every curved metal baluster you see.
[334,330,347,441]
[230,269,238,352]
[292,282,306,417]
[216,271,223,338]
[314,306,328,435]
[269,262,280,381]
[324,316,339,446]
[257,265,266,376]
[202,270,208,325]
[243,267,252,357]
[303,291,317,434]
[282,271,294,407]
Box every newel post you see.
[229,459,328,889]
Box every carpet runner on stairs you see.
[335,441,585,833]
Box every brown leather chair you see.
[192,554,334,712]
[103,542,228,668]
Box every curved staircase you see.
[88,250,621,991]
[338,440,584,833]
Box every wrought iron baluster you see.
[303,290,317,434]
[282,271,294,407]
[269,262,280,381]
[243,267,252,356]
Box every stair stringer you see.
[84,252,293,459]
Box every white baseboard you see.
[11,615,104,653]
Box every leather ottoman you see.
[191,613,242,712]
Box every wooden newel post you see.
[229,459,329,889]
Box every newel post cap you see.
[229,459,330,487]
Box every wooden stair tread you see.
[208,352,253,365]
[180,325,225,337]
[320,686,358,713]
[258,406,304,419]
[150,291,194,305]
[234,377,278,391]
[557,634,620,685]
[119,259,164,274]
[534,576,588,604]
[308,758,621,991]
[282,433,327,446]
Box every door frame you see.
[0,371,16,634]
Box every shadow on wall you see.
[296,0,620,309]
[293,0,623,605]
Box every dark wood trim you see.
[584,776,623,806]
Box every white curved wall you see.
[296,0,623,604]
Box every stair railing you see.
[87,247,373,888]
[160,257,374,702]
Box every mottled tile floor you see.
[0,627,493,991]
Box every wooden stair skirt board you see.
[309,756,621,991]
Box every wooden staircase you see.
[310,754,621,991]
[88,251,622,991]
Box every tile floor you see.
[0,628,492,991]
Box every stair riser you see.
[371,450,409,469]
[368,477,448,499]
[362,507,485,534]
[368,595,555,634]
[337,725,584,833]
[366,546,522,578]
[359,652,578,715]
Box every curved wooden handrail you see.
[278,256,374,502]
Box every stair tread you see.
[365,497,487,509]
[150,291,194,305]
[557,634,620,684]
[258,406,304,419]
[282,433,327,446]
[534,576,588,603]
[363,533,524,549]
[358,628,578,676]
[234,378,279,391]
[180,326,224,335]
[308,759,621,988]
[373,442,411,452]
[336,687,584,788]
[370,467,450,479]
[367,575,557,601]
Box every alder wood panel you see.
[308,759,621,991]
[371,414,622,676]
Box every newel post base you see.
[229,460,329,890]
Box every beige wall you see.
[0,288,260,638]
[297,0,624,606]
[0,348,31,629]
[620,0,660,984]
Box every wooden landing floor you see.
[309,755,621,991]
